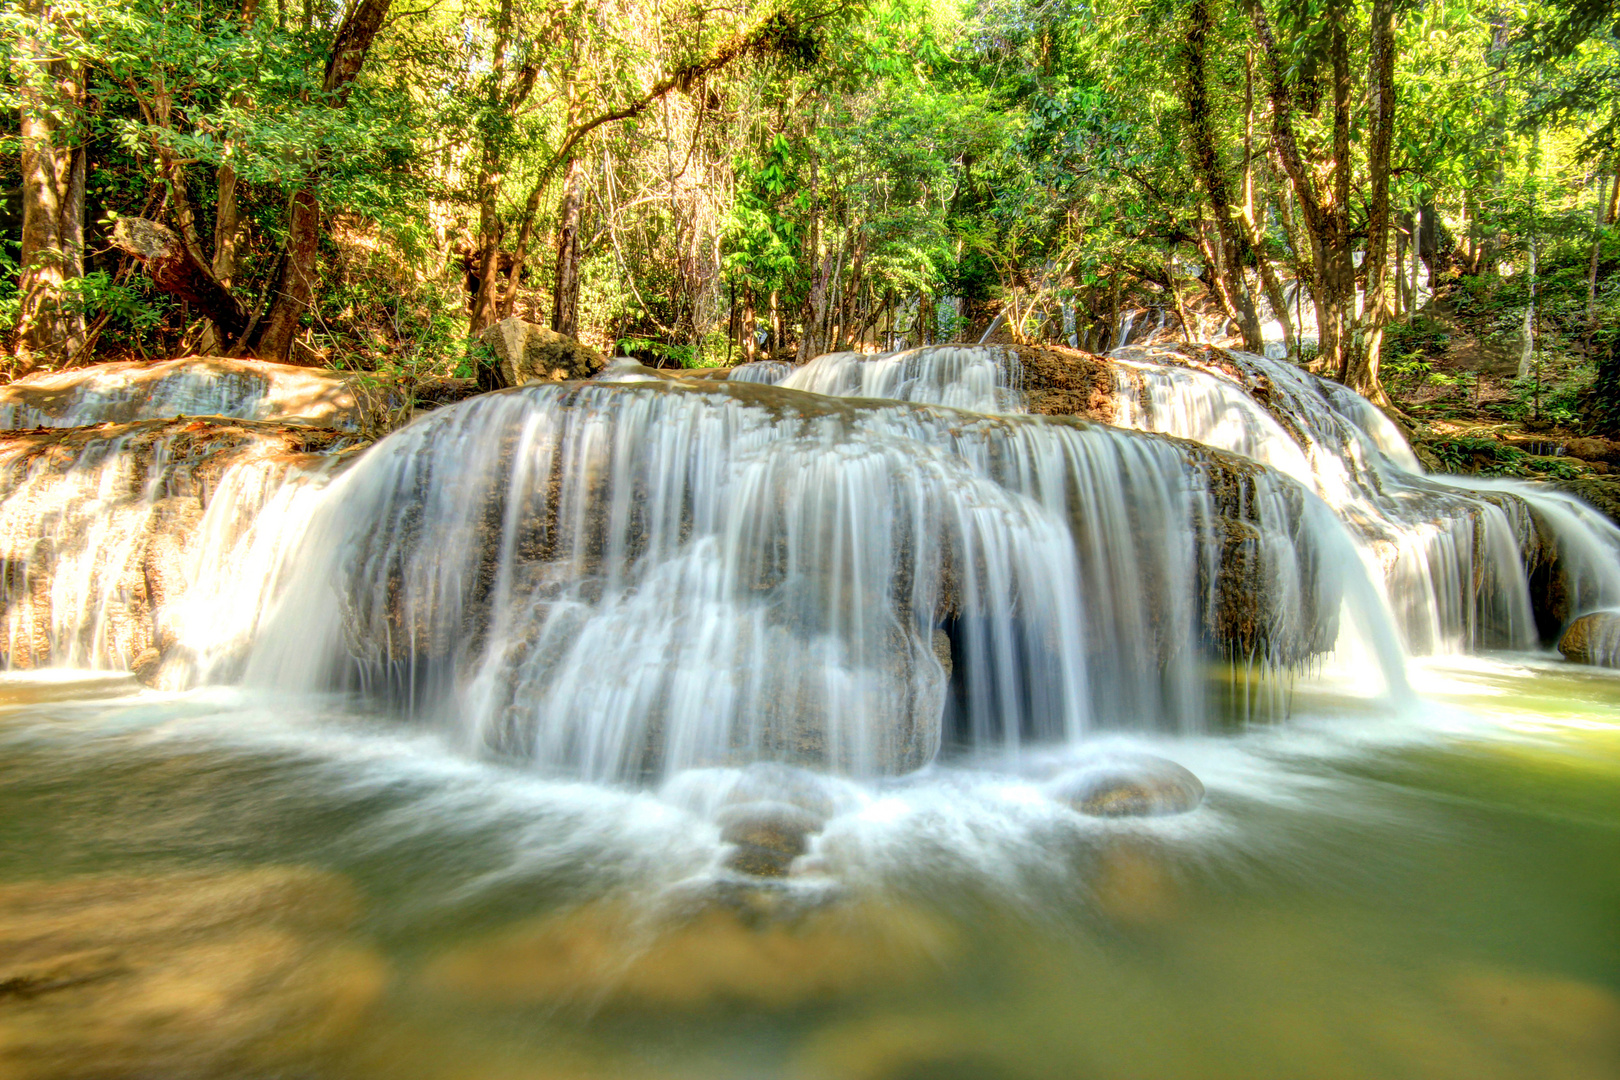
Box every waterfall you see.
[779,347,1023,413]
[0,357,365,431]
[1108,344,1620,653]
[242,377,1381,780]
[3,343,1612,786]
[0,420,345,680]
[726,361,795,385]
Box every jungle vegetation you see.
[3,0,1618,425]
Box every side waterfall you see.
[1107,344,1620,654]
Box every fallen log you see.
[110,217,248,345]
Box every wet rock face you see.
[1558,611,1620,667]
[1044,752,1205,817]
[0,867,386,1079]
[1009,344,1118,423]
[0,357,371,431]
[479,317,606,389]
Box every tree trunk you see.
[1250,0,1353,375]
[249,0,392,362]
[501,178,549,320]
[550,154,585,338]
[12,2,85,372]
[1344,0,1396,406]
[1183,0,1264,351]
[741,289,757,361]
[1588,165,1619,331]
[213,0,260,291]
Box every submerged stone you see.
[1044,753,1205,817]
[1557,611,1620,668]
[0,866,386,1079]
[419,889,958,1011]
[718,799,827,877]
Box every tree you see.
[10,0,86,371]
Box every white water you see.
[1107,344,1620,655]
[779,346,1023,414]
[242,377,1388,781]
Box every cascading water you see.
[244,374,1383,781]
[724,360,795,385]
[777,346,1023,413]
[0,420,346,681]
[1106,343,1620,654]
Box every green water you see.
[1,658,1617,1080]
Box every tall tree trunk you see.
[1251,0,1353,376]
[13,1,85,372]
[213,0,260,291]
[1518,131,1542,381]
[1183,0,1264,351]
[501,178,549,320]
[250,0,392,362]
[550,154,585,337]
[740,289,757,361]
[1344,0,1396,406]
[1588,165,1619,331]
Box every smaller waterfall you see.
[1109,344,1620,654]
[780,347,1024,414]
[0,421,343,680]
[0,358,364,431]
[726,361,795,386]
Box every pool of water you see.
[1,657,1617,1080]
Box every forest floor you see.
[1382,294,1620,522]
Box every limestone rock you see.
[0,866,387,1079]
[1044,752,1205,816]
[1558,611,1620,668]
[479,317,606,388]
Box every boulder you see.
[1558,611,1620,668]
[479,317,606,389]
[1044,752,1205,817]
[0,867,387,1079]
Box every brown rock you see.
[420,890,957,1011]
[1045,752,1205,816]
[1558,611,1620,667]
[718,800,826,876]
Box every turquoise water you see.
[0,657,1617,1080]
